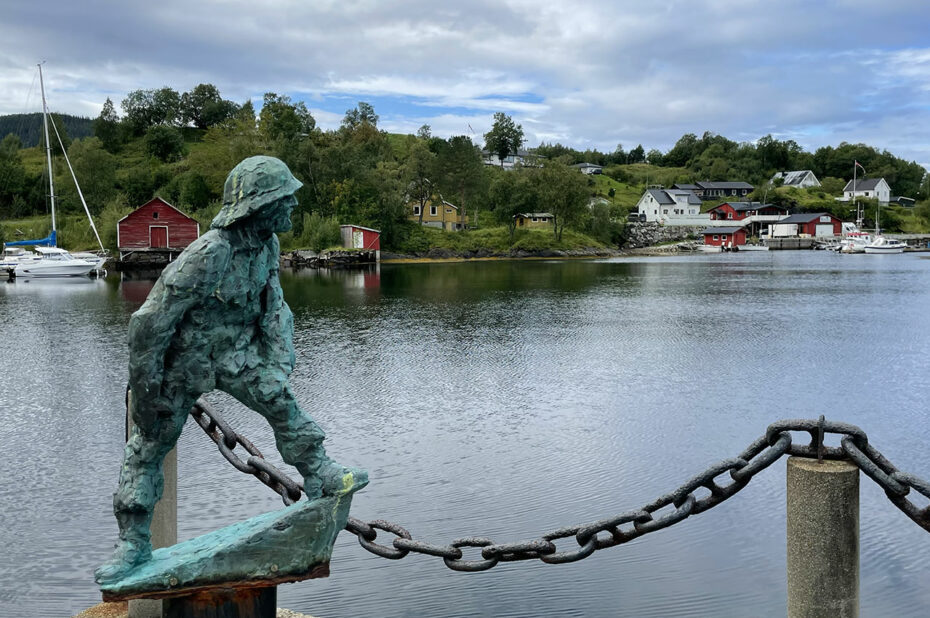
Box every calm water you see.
[1,252,929,617]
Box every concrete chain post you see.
[787,456,859,618]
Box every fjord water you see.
[1,252,929,617]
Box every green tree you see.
[627,144,645,164]
[490,169,534,241]
[259,92,315,141]
[179,171,213,209]
[820,176,846,195]
[484,112,524,167]
[94,98,121,152]
[64,138,117,214]
[0,134,26,218]
[342,102,379,130]
[536,162,589,241]
[434,135,487,229]
[120,164,155,206]
[181,84,238,129]
[417,124,431,140]
[664,133,698,167]
[122,87,182,135]
[39,113,71,157]
[404,140,435,225]
[144,125,185,162]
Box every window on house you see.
[153,211,159,219]
[430,206,437,216]
[727,213,733,219]
[413,205,421,215]
[713,235,719,241]
[663,209,668,214]
[446,209,453,213]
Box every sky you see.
[2,0,930,169]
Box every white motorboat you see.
[3,63,108,278]
[737,244,769,251]
[863,236,907,254]
[14,247,98,277]
[838,231,872,253]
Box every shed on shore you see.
[340,225,381,260]
[117,198,200,263]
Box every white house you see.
[635,188,709,225]
[481,149,541,170]
[838,177,891,205]
[770,170,821,188]
[573,162,603,175]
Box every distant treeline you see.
[536,132,928,200]
[0,80,928,253]
[0,113,93,148]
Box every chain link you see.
[188,406,930,570]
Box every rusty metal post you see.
[787,456,859,618]
[126,390,178,618]
[163,587,276,618]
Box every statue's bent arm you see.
[128,236,232,397]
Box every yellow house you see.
[409,198,468,231]
[514,212,554,228]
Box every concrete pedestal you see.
[786,457,859,618]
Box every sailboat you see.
[5,63,107,278]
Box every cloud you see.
[0,0,928,168]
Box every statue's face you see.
[266,194,298,233]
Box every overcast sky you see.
[2,0,929,168]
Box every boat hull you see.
[15,260,97,277]
[863,246,905,254]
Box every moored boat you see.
[863,236,907,254]
[14,247,98,277]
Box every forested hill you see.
[0,113,94,147]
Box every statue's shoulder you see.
[163,230,233,291]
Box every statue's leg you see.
[220,373,367,499]
[95,383,195,583]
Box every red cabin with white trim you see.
[117,198,200,259]
[702,226,747,247]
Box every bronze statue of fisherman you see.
[96,156,366,584]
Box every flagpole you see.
[853,161,861,229]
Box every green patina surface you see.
[96,156,367,592]
[100,490,359,601]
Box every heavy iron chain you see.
[190,402,930,572]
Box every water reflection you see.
[1,253,929,617]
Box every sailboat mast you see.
[38,63,56,241]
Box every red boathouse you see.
[117,197,200,263]
[702,226,747,248]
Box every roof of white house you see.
[842,178,886,192]
[645,188,702,206]
[695,181,754,190]
[771,170,818,186]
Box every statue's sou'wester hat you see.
[211,156,303,229]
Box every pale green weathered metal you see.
[95,156,366,598]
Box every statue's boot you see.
[94,511,153,584]
[303,459,368,500]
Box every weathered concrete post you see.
[786,457,859,618]
[126,391,178,618]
